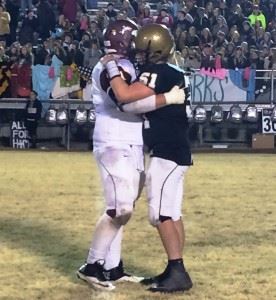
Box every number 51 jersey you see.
[92,59,143,147]
[139,63,192,166]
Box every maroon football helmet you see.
[103,19,138,56]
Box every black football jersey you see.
[139,63,192,166]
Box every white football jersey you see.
[92,59,143,146]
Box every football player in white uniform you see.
[77,20,186,291]
[102,24,193,293]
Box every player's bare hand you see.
[164,85,186,105]
[100,54,117,66]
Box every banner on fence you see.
[191,68,256,104]
[11,121,29,149]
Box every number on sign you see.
[262,116,276,133]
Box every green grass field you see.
[0,151,276,300]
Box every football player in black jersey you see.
[102,24,193,293]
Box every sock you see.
[168,258,184,268]
[87,213,121,264]
[104,226,123,270]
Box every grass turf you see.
[0,151,275,300]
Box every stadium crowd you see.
[0,0,276,99]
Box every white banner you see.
[191,69,256,103]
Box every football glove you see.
[164,85,186,105]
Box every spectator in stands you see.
[24,90,42,148]
[83,39,102,68]
[174,28,188,51]
[264,47,276,79]
[19,8,39,45]
[68,40,84,66]
[241,0,253,17]
[259,45,270,67]
[172,0,184,18]
[173,9,194,33]
[216,47,228,68]
[201,43,215,69]
[193,6,210,33]
[89,20,103,47]
[184,46,201,69]
[241,41,249,57]
[199,27,213,49]
[218,0,229,19]
[255,26,266,49]
[249,48,262,69]
[169,49,185,68]
[16,45,32,98]
[227,4,246,31]
[186,26,200,47]
[261,31,273,49]
[137,4,153,26]
[180,45,189,63]
[95,8,109,31]
[249,47,266,95]
[79,31,92,50]
[121,0,135,19]
[62,32,73,52]
[6,42,18,63]
[0,44,11,97]
[248,4,266,30]
[106,3,117,22]
[271,30,276,46]
[156,0,173,16]
[212,15,229,37]
[5,0,20,46]
[240,20,256,46]
[267,16,276,32]
[37,0,56,40]
[225,42,235,58]
[213,30,228,52]
[264,1,276,25]
[211,7,221,27]
[116,9,128,20]
[230,30,241,47]
[60,0,79,23]
[228,45,250,69]
[185,0,198,19]
[155,6,174,28]
[79,13,90,34]
[0,4,11,45]
[0,44,9,63]
[205,1,216,26]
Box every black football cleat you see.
[104,261,144,283]
[148,265,193,293]
[77,262,115,291]
[140,265,170,285]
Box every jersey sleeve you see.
[98,59,137,109]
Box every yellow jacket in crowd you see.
[0,10,11,36]
[248,11,266,30]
